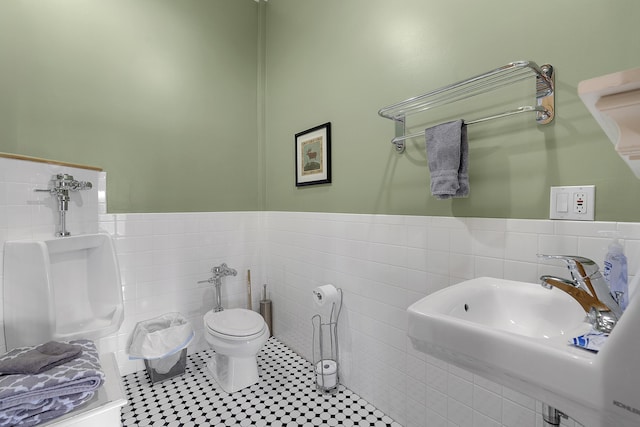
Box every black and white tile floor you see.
[121,338,401,426]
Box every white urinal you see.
[2,233,127,427]
[3,233,124,349]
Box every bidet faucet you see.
[35,174,93,237]
[198,263,237,312]
[538,254,623,333]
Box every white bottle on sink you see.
[603,236,628,311]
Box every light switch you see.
[557,193,569,213]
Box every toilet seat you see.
[204,309,266,341]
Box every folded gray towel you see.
[0,339,104,427]
[425,119,469,199]
[0,341,82,375]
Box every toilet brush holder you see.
[260,284,273,337]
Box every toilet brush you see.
[260,284,273,337]
[247,269,253,310]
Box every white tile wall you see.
[262,211,640,427]
[0,157,101,354]
[0,157,265,375]
[0,157,101,241]
[4,156,639,426]
[97,211,264,375]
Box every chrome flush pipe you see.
[198,263,238,312]
[35,174,93,237]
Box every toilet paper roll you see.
[312,284,339,307]
[315,359,338,389]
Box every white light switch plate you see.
[549,185,595,221]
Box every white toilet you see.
[203,308,269,393]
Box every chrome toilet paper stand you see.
[311,287,343,394]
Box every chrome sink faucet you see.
[198,263,237,312]
[538,254,623,333]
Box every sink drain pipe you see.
[542,403,567,426]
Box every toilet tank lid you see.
[205,309,265,337]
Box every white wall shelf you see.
[579,67,640,178]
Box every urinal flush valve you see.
[35,174,93,237]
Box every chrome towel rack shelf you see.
[378,60,555,153]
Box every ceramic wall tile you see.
[0,156,632,426]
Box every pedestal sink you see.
[407,277,640,427]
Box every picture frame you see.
[295,122,331,187]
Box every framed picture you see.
[295,122,331,187]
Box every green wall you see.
[0,0,260,213]
[2,0,640,220]
[264,0,640,221]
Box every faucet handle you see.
[538,254,593,263]
[537,253,586,279]
[537,253,600,275]
[537,254,596,269]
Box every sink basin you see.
[407,277,640,427]
[419,276,587,338]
